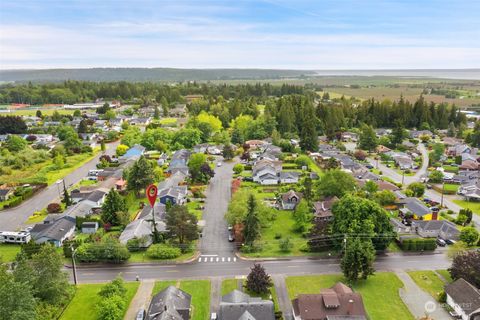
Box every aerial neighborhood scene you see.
[0,1,480,320]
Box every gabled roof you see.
[279,171,300,180]
[400,197,431,216]
[413,220,459,236]
[30,215,76,242]
[148,286,191,320]
[445,278,480,315]
[281,190,302,203]
[219,290,275,320]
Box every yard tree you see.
[222,144,235,160]
[197,121,213,142]
[449,250,480,288]
[101,188,127,225]
[121,126,142,147]
[302,176,313,202]
[362,180,378,196]
[96,295,125,320]
[341,237,376,284]
[0,264,37,320]
[98,275,127,298]
[459,208,473,225]
[332,194,395,251]
[77,119,89,133]
[233,163,244,175]
[407,182,425,197]
[36,109,43,118]
[5,134,27,152]
[316,169,357,198]
[430,143,445,163]
[373,190,397,206]
[226,189,274,226]
[165,205,198,246]
[0,116,27,134]
[391,120,405,145]
[154,105,160,120]
[358,124,378,152]
[245,263,273,294]
[100,140,106,152]
[299,103,318,151]
[172,128,202,149]
[295,155,310,168]
[161,97,169,116]
[127,156,155,195]
[243,194,261,246]
[63,184,72,207]
[428,170,444,183]
[459,227,479,246]
[189,153,214,183]
[14,245,73,305]
[292,200,313,232]
[116,144,129,156]
[447,122,456,137]
[468,121,480,147]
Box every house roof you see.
[279,171,300,180]
[30,215,76,242]
[281,190,302,203]
[158,186,187,200]
[400,197,431,216]
[147,286,191,320]
[313,197,338,218]
[219,290,275,320]
[412,220,459,236]
[292,282,367,320]
[445,278,480,315]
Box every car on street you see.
[445,239,456,245]
[365,164,374,169]
[436,238,446,247]
[217,161,222,167]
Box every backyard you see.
[286,273,413,320]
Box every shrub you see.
[233,163,244,174]
[146,244,181,260]
[75,238,131,263]
[98,276,127,298]
[96,295,125,320]
[126,236,149,252]
[295,155,310,168]
[279,238,293,253]
[46,203,62,213]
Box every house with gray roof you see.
[412,220,460,240]
[399,197,434,220]
[30,215,76,247]
[280,190,302,210]
[445,278,480,320]
[218,290,275,320]
[158,186,187,206]
[147,286,191,320]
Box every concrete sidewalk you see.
[124,280,154,320]
[272,275,293,320]
[396,271,450,320]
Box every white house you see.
[445,278,480,320]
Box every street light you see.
[71,245,78,286]
[441,180,445,208]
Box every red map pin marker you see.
[146,184,158,208]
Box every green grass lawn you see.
[10,109,75,116]
[443,165,459,173]
[128,249,196,263]
[26,209,48,223]
[60,282,139,320]
[186,200,203,220]
[435,270,453,283]
[0,244,21,262]
[443,184,459,193]
[453,200,480,216]
[159,118,178,126]
[286,273,413,320]
[152,280,178,295]
[179,280,211,320]
[125,192,147,220]
[221,278,240,296]
[407,271,445,301]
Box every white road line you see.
[227,257,231,262]
[210,257,214,262]
[216,257,219,262]
[198,258,201,262]
[233,257,236,262]
[222,257,225,262]
[201,254,219,257]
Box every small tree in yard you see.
[47,203,62,213]
[98,275,127,298]
[459,227,479,246]
[222,144,235,160]
[165,205,198,247]
[101,188,127,225]
[63,184,72,207]
[233,163,244,175]
[341,237,375,284]
[407,182,425,197]
[127,156,155,195]
[245,263,273,294]
[292,200,313,232]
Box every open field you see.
[407,271,445,301]
[286,273,413,320]
[0,244,21,262]
[60,282,139,320]
[6,108,76,116]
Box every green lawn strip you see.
[10,109,75,116]
[179,280,211,320]
[453,200,480,216]
[435,270,453,283]
[443,165,459,173]
[186,200,203,220]
[407,271,445,301]
[60,282,139,320]
[152,280,178,295]
[128,249,196,263]
[0,244,21,262]
[286,273,413,320]
[159,118,178,126]
[221,279,240,296]
[124,192,147,220]
[443,184,459,192]
[26,209,48,223]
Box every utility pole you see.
[441,180,445,207]
[343,236,347,252]
[71,246,78,286]
[401,169,405,186]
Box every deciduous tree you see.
[245,263,272,294]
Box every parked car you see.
[211,313,218,320]
[365,164,374,169]
[436,238,446,247]
[136,309,146,320]
[217,162,222,167]
[426,184,433,189]
[445,239,456,245]
[431,206,440,212]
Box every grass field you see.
[286,273,413,320]
[0,149,99,185]
[60,282,139,320]
[221,278,240,296]
[453,199,480,216]
[407,271,446,301]
[0,244,21,262]
[443,183,459,193]
[9,109,75,116]
[159,118,178,126]
[152,280,210,320]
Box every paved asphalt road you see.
[0,140,119,231]
[71,252,451,283]
[199,158,236,257]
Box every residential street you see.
[199,158,236,259]
[71,252,451,283]
[0,140,119,231]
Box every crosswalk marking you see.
[198,255,238,263]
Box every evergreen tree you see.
[63,184,72,207]
[126,156,155,195]
[358,124,378,152]
[341,237,375,284]
[390,120,405,146]
[154,106,160,120]
[447,122,456,137]
[165,205,198,245]
[222,144,235,160]
[243,194,261,246]
[101,188,127,225]
[299,103,318,151]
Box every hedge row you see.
[400,238,437,251]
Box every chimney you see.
[164,305,167,312]
[347,299,354,315]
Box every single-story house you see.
[412,220,460,240]
[119,144,146,162]
[81,222,99,234]
[147,286,191,320]
[158,186,187,206]
[313,197,338,222]
[71,189,107,207]
[292,282,367,320]
[218,290,275,320]
[280,190,303,210]
[279,171,300,184]
[119,218,166,247]
[245,140,266,150]
[399,197,436,220]
[0,188,14,202]
[30,215,76,247]
[445,278,480,320]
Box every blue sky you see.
[0,0,479,69]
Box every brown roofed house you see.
[313,197,338,222]
[292,282,367,320]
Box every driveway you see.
[199,158,236,259]
[0,140,119,231]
